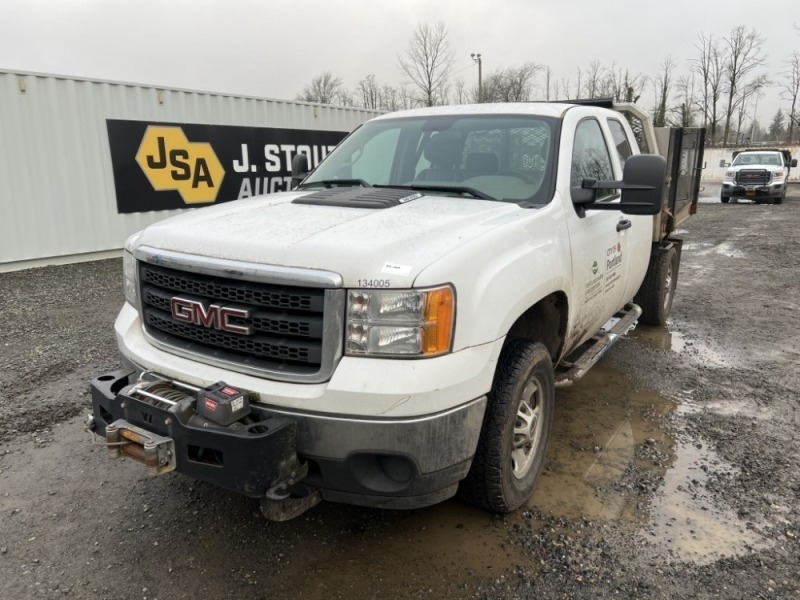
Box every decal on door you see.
[604,242,624,293]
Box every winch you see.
[88,369,321,520]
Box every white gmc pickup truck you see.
[88,101,705,520]
[720,148,797,204]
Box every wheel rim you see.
[511,375,545,479]
[663,258,675,313]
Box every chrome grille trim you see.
[134,246,343,288]
[134,249,344,384]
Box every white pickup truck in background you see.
[88,100,705,521]
[720,148,797,204]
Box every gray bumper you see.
[265,397,487,509]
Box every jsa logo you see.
[136,126,225,204]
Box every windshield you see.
[301,114,559,204]
[732,153,783,167]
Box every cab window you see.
[571,119,616,201]
[607,119,633,168]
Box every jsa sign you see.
[107,119,348,214]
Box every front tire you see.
[721,195,730,203]
[458,339,554,513]
[634,246,679,326]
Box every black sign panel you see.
[106,119,349,214]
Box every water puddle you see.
[530,365,673,523]
[272,362,767,595]
[640,436,767,565]
[630,326,734,367]
[528,363,767,564]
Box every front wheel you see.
[458,339,555,513]
[721,195,730,203]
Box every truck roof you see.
[371,102,573,121]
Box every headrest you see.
[423,132,463,168]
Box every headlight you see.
[123,249,139,309]
[724,170,735,179]
[773,170,784,178]
[345,286,454,357]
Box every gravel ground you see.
[1,185,798,599]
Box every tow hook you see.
[259,461,322,521]
[260,486,322,522]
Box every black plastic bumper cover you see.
[90,370,301,498]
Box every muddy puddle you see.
[630,326,736,367]
[272,353,768,595]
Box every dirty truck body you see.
[89,102,705,520]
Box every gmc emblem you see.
[170,297,252,335]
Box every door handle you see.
[616,219,632,232]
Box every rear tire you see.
[634,246,679,326]
[458,339,554,513]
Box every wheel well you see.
[506,292,568,361]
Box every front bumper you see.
[90,370,486,511]
[721,181,786,199]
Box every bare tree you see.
[583,61,605,98]
[781,52,800,143]
[671,74,697,127]
[452,78,469,104]
[735,78,767,143]
[477,63,541,103]
[357,74,381,109]
[721,26,766,147]
[605,66,647,103]
[398,22,454,107]
[692,32,726,143]
[503,63,541,101]
[652,57,676,127]
[297,72,343,105]
[556,78,571,100]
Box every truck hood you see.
[134,191,527,286]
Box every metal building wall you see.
[0,70,378,271]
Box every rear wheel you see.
[634,246,679,326]
[458,339,554,513]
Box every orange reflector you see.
[421,287,454,356]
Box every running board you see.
[555,303,642,387]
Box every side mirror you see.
[570,187,596,204]
[576,154,666,216]
[719,159,730,168]
[791,159,798,168]
[619,154,666,215]
[290,153,310,189]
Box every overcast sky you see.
[1,0,798,126]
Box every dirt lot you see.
[1,185,798,599]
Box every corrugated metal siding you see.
[0,70,378,269]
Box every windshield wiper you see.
[299,179,372,189]
[375,184,495,201]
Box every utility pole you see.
[471,53,483,103]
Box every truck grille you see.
[139,263,334,380]
[736,169,770,186]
